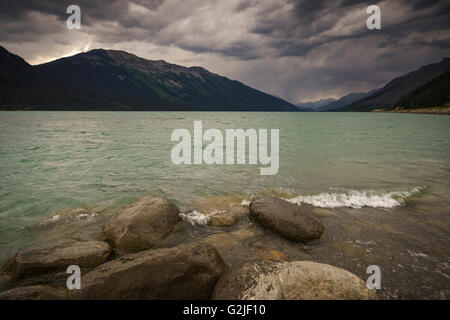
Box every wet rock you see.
[311,207,336,217]
[72,242,227,300]
[249,197,324,242]
[255,248,286,261]
[212,260,377,300]
[202,233,240,252]
[208,207,248,227]
[1,238,111,280]
[229,223,264,241]
[0,285,67,300]
[100,195,180,253]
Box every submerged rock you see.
[100,195,180,253]
[0,285,66,300]
[249,197,324,242]
[202,232,240,252]
[72,242,227,300]
[213,260,377,300]
[208,207,248,227]
[1,238,111,280]
[255,248,286,261]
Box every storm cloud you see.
[1,0,449,103]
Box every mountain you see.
[34,49,296,111]
[0,46,132,110]
[395,70,450,109]
[342,57,450,111]
[296,98,336,111]
[0,46,296,111]
[319,89,377,111]
[296,90,377,111]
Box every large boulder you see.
[213,260,377,300]
[100,195,181,253]
[0,285,66,300]
[249,197,324,242]
[72,242,227,299]
[208,207,248,227]
[1,238,111,280]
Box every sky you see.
[0,0,449,104]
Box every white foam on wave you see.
[287,187,424,209]
[180,210,210,226]
[240,199,251,207]
[240,194,256,208]
[210,209,225,215]
[76,213,98,219]
[41,211,99,224]
[40,214,61,224]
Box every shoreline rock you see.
[1,238,111,280]
[99,195,180,253]
[0,285,67,300]
[208,207,248,227]
[0,195,391,300]
[71,242,227,300]
[212,260,377,300]
[249,197,324,242]
[255,248,286,261]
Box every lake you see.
[0,111,449,298]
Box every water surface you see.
[0,111,449,298]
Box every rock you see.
[1,238,111,280]
[72,242,227,299]
[229,224,264,241]
[0,285,66,300]
[255,248,286,261]
[249,197,324,242]
[311,207,336,217]
[212,260,377,300]
[208,207,248,227]
[100,195,181,253]
[202,233,240,252]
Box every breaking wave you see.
[180,210,210,226]
[179,187,427,226]
[286,187,426,208]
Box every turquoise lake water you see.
[0,111,449,264]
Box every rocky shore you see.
[0,195,380,300]
[372,106,450,115]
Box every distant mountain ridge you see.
[297,57,450,112]
[296,98,336,111]
[2,45,448,112]
[0,46,296,111]
[296,90,377,111]
[342,57,450,111]
[320,90,377,111]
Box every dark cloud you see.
[0,0,449,103]
[0,0,160,24]
[233,0,258,13]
